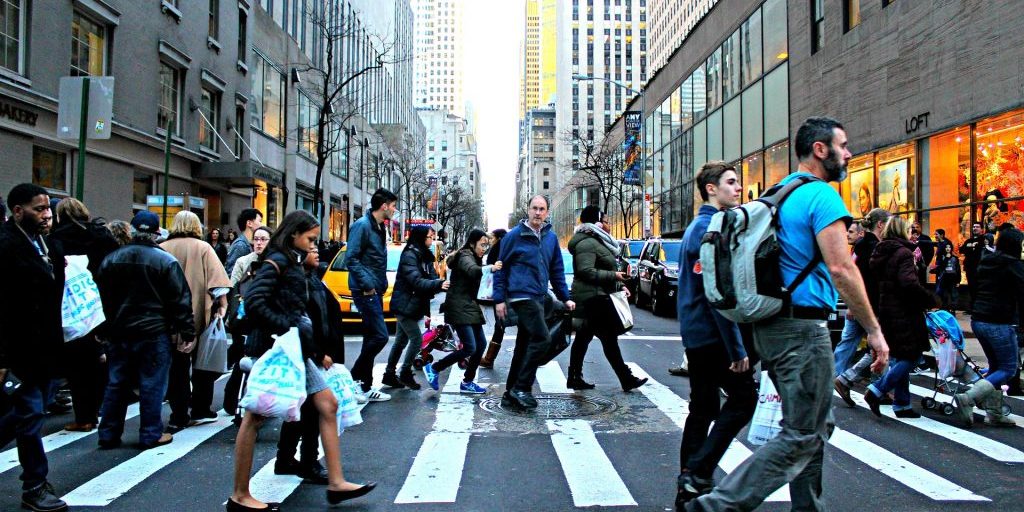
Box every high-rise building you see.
[412,0,465,118]
[520,0,557,118]
[648,0,718,75]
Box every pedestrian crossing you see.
[1,360,1021,510]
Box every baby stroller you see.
[412,318,467,369]
[920,310,1011,416]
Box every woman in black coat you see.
[383,226,448,390]
[207,228,229,266]
[863,216,939,418]
[480,228,507,368]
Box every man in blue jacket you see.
[494,195,575,409]
[348,188,398,401]
[675,161,757,507]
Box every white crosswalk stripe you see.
[907,382,1024,428]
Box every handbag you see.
[747,371,783,446]
[194,318,231,373]
[61,255,106,341]
[584,291,634,336]
[537,310,574,366]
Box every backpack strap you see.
[767,175,825,300]
[263,258,282,275]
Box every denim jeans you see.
[868,358,914,411]
[350,293,389,391]
[99,334,173,446]
[506,300,551,392]
[833,317,866,377]
[972,320,1019,387]
[435,324,487,381]
[693,317,835,512]
[386,315,424,375]
[0,378,52,489]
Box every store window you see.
[765,140,790,186]
[157,61,181,134]
[742,153,764,203]
[670,87,681,140]
[722,98,741,163]
[762,0,787,71]
[693,120,707,175]
[707,109,723,161]
[843,153,875,218]
[33,147,68,193]
[679,75,694,131]
[763,63,788,144]
[1,0,25,74]
[740,8,763,87]
[692,64,707,120]
[974,110,1024,232]
[132,172,152,205]
[922,127,970,246]
[198,88,221,152]
[876,143,916,214]
[71,12,106,76]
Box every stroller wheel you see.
[413,357,425,369]
[942,403,956,416]
[1002,403,1013,416]
[457,359,468,369]
[921,397,936,410]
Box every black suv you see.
[618,239,645,301]
[636,238,683,316]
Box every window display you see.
[974,110,1024,232]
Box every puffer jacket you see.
[870,238,939,361]
[443,249,486,326]
[95,237,195,344]
[307,272,346,364]
[391,244,443,319]
[567,228,624,319]
[971,244,1024,325]
[243,247,315,358]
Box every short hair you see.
[56,198,90,224]
[935,228,946,237]
[849,222,864,232]
[528,194,550,209]
[370,188,398,211]
[236,208,263,231]
[253,226,273,239]
[863,207,890,231]
[997,222,1015,233]
[881,215,909,241]
[696,160,736,202]
[170,210,204,238]
[7,183,48,209]
[794,117,845,161]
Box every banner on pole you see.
[622,111,642,186]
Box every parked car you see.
[561,248,574,289]
[636,238,683,316]
[322,244,404,331]
[619,239,646,302]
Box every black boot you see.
[566,369,595,390]
[620,374,648,392]
[399,369,421,390]
[381,372,406,389]
[22,482,68,512]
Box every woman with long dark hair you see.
[422,229,501,393]
[383,226,448,390]
[229,210,374,511]
[207,227,229,265]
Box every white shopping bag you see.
[61,255,105,341]
[610,291,634,331]
[195,318,231,373]
[324,364,363,432]
[239,327,307,421]
[747,371,783,446]
[477,266,494,301]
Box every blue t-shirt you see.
[776,172,852,309]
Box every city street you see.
[1,305,1022,511]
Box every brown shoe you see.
[141,432,173,450]
[479,342,501,369]
[833,378,855,407]
[64,422,97,432]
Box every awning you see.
[198,160,284,188]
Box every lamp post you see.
[572,74,649,237]
[346,126,356,231]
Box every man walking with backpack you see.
[675,162,757,507]
[687,117,889,512]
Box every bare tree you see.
[372,127,429,238]
[559,129,644,238]
[434,182,484,247]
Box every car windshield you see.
[660,242,682,264]
[330,247,403,272]
[562,249,574,275]
[627,241,644,258]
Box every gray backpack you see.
[699,175,821,323]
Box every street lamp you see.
[572,74,650,237]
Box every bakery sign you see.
[0,100,38,126]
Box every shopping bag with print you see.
[610,291,634,332]
[194,317,231,373]
[476,266,495,302]
[747,371,783,446]
[61,255,105,341]
[239,327,307,421]
[324,364,363,432]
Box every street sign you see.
[57,76,115,140]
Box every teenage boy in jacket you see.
[494,195,575,409]
[674,162,756,507]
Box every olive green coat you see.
[443,249,487,325]
[568,230,624,319]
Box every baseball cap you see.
[131,211,161,234]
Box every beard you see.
[822,146,848,182]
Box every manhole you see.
[479,393,618,418]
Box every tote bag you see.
[747,371,783,446]
[61,255,105,341]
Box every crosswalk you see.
[1,359,1021,510]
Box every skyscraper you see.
[648,0,718,75]
[521,0,557,118]
[412,0,465,118]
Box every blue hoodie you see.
[677,204,746,362]
[493,220,569,303]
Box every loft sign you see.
[0,100,38,126]
[905,112,930,134]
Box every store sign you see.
[0,100,38,126]
[905,112,930,134]
[622,111,642,186]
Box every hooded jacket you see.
[391,243,443,319]
[869,238,939,361]
[567,228,624,319]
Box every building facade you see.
[412,0,465,118]
[520,0,557,118]
[516,105,556,210]
[648,0,718,75]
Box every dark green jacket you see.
[443,249,486,325]
[568,229,624,319]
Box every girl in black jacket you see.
[229,211,374,512]
[383,226,448,390]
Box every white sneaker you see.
[364,388,391,402]
[352,382,369,404]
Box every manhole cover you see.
[479,393,618,418]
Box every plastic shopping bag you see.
[747,371,783,446]
[934,336,958,380]
[610,291,634,332]
[239,327,307,421]
[195,318,231,373]
[477,266,495,301]
[324,364,363,432]
[61,255,105,341]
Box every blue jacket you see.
[677,204,746,362]
[493,220,569,303]
[346,211,388,294]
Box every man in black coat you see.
[0,183,68,512]
[959,222,987,312]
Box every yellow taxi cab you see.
[431,240,448,280]
[323,244,404,328]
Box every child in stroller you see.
[412,318,467,370]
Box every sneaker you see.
[460,381,487,394]
[21,482,67,512]
[668,366,689,377]
[364,388,391,402]
[381,372,406,389]
[352,382,369,404]
[423,364,440,391]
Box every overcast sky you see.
[463,0,525,230]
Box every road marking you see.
[843,389,1024,463]
[250,440,326,505]
[619,335,684,341]
[394,366,473,504]
[537,362,637,507]
[0,403,141,474]
[62,413,234,506]
[626,363,790,502]
[829,428,989,501]
[907,383,1024,428]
